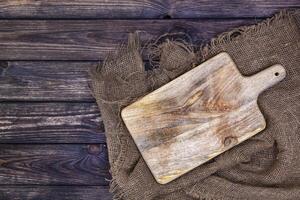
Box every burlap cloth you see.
[90,10,300,200]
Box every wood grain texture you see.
[122,53,286,184]
[0,144,110,185]
[0,2,294,200]
[0,102,105,143]
[0,19,253,60]
[0,61,96,101]
[0,0,298,19]
[0,186,112,200]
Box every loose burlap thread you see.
[90,10,300,200]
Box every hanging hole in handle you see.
[275,72,279,76]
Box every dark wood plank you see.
[0,19,253,60]
[0,144,110,185]
[0,0,298,19]
[0,61,96,101]
[0,186,112,200]
[0,102,105,143]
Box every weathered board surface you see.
[0,61,97,101]
[0,1,298,199]
[122,53,286,184]
[0,19,252,60]
[0,186,112,200]
[0,102,105,143]
[0,144,110,185]
[0,0,298,19]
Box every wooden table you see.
[0,1,298,199]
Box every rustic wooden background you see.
[0,1,299,199]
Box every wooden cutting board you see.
[121,52,286,184]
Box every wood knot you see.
[223,136,238,147]
[87,144,102,155]
[0,61,8,69]
[0,159,6,166]
[0,61,8,76]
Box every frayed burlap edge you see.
[200,9,299,60]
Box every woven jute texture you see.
[90,10,300,200]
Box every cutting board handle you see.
[246,64,286,96]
